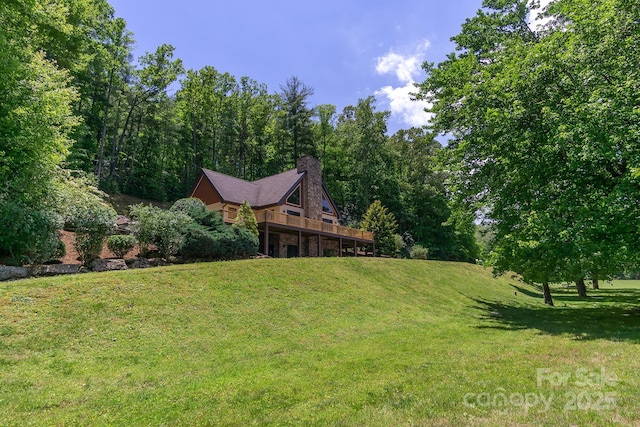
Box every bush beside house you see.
[130,198,257,262]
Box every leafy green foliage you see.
[328,97,394,220]
[129,204,192,258]
[71,201,117,265]
[0,199,62,265]
[170,197,223,229]
[128,204,158,255]
[232,226,259,257]
[150,209,193,259]
[181,222,258,261]
[410,245,429,260]
[361,200,398,257]
[178,200,258,260]
[132,200,256,261]
[0,35,78,205]
[107,234,137,258]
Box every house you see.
[190,156,375,257]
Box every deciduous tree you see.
[417,0,640,304]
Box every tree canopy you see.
[417,0,640,304]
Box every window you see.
[322,192,333,214]
[322,218,333,224]
[287,185,301,206]
[286,210,301,217]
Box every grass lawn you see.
[1,258,638,426]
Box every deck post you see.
[298,230,302,257]
[264,223,270,256]
[353,239,357,257]
[339,238,343,257]
[317,234,322,257]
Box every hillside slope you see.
[0,258,638,426]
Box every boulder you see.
[149,258,169,267]
[0,266,30,281]
[115,215,133,234]
[90,258,128,272]
[34,264,82,276]
[127,257,169,268]
[126,257,152,269]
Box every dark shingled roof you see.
[200,168,304,208]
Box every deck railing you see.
[219,208,373,241]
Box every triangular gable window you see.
[287,185,301,206]
[322,191,333,214]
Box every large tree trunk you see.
[108,97,122,178]
[542,282,554,306]
[96,70,114,180]
[128,114,143,180]
[592,276,600,290]
[575,278,588,297]
[111,98,138,177]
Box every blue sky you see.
[108,1,486,134]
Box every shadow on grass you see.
[469,286,640,342]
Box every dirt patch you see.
[59,230,140,265]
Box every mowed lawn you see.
[0,258,638,426]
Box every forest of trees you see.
[3,0,639,306]
[0,0,478,265]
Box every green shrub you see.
[0,199,62,265]
[130,204,193,258]
[180,223,218,260]
[53,238,66,259]
[107,235,137,258]
[128,204,158,255]
[98,177,120,194]
[71,201,117,265]
[132,200,256,261]
[410,244,429,260]
[153,210,193,258]
[233,226,259,257]
[170,197,223,229]
[181,223,258,261]
[393,234,405,258]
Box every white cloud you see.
[376,84,432,128]
[374,41,432,129]
[375,40,430,84]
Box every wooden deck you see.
[220,208,374,242]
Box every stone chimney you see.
[297,156,322,220]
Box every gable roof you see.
[200,167,304,208]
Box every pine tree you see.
[361,200,398,257]
[234,201,258,237]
